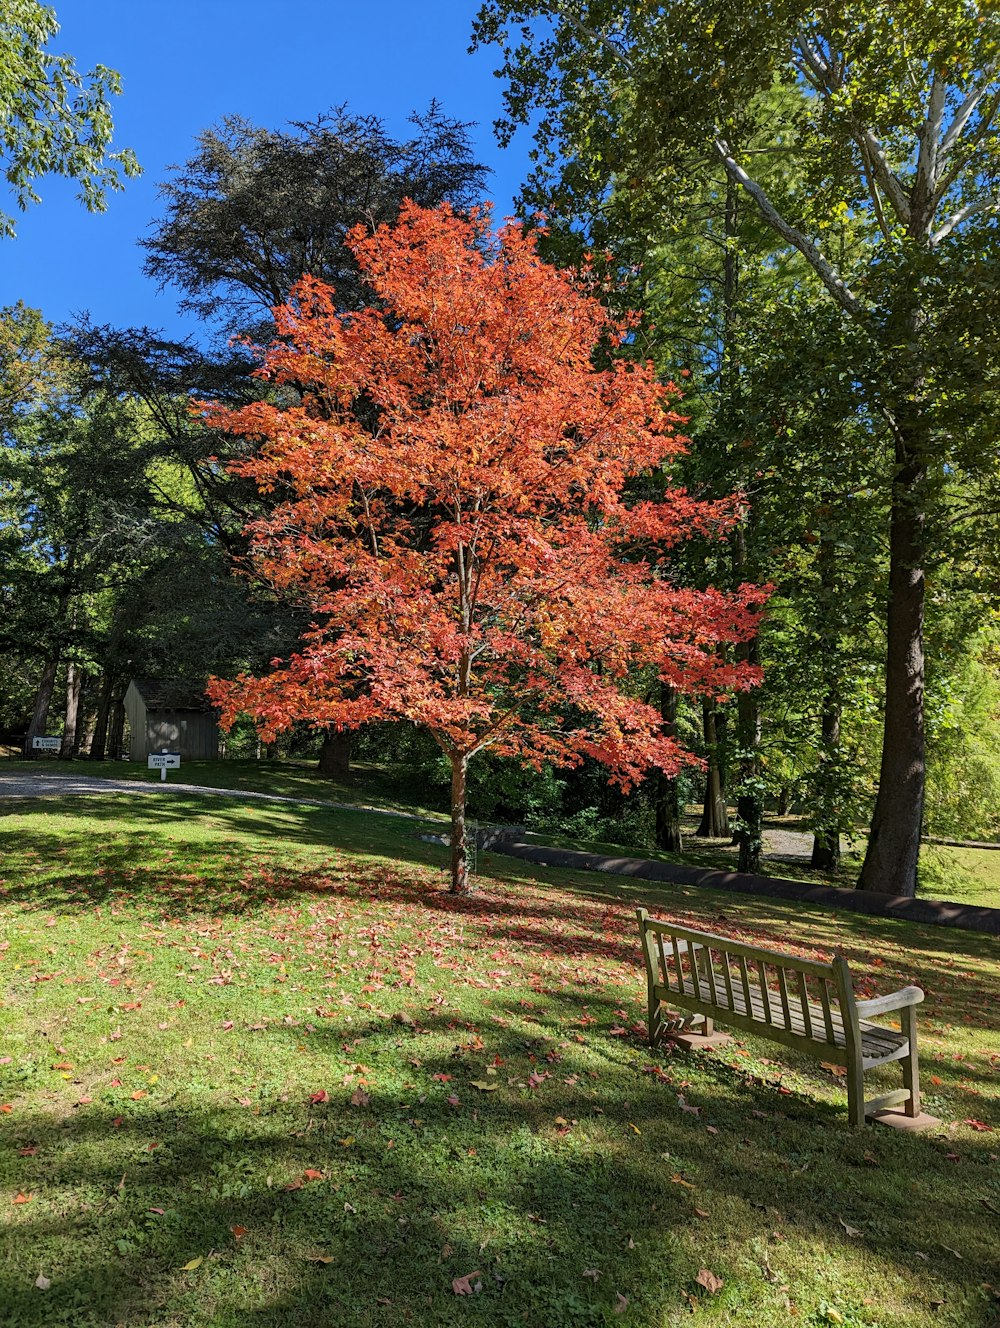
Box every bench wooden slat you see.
[797,971,812,1039]
[670,935,683,993]
[737,955,753,1015]
[777,967,792,1031]
[757,961,772,1023]
[819,980,836,1043]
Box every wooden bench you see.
[637,909,939,1129]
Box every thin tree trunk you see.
[60,664,83,759]
[655,681,683,852]
[317,727,351,778]
[89,672,115,761]
[811,697,842,870]
[696,700,729,838]
[734,642,763,873]
[858,453,926,897]
[776,786,791,817]
[108,696,126,760]
[25,658,59,756]
[449,752,470,894]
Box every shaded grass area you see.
[1,793,998,1327]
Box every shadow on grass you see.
[2,792,998,1032]
[2,1006,999,1328]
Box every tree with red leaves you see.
[201,201,766,893]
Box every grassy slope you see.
[5,757,1000,908]
[0,790,997,1328]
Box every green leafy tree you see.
[474,0,1000,896]
[0,0,139,237]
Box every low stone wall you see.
[493,840,1000,937]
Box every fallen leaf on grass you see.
[230,1225,248,1241]
[309,1090,328,1105]
[12,1193,32,1204]
[452,1271,482,1295]
[34,1275,50,1290]
[694,1207,710,1219]
[670,1173,695,1189]
[0,1105,11,1114]
[821,1062,847,1078]
[147,1207,165,1215]
[696,1268,724,1295]
[350,1088,370,1108]
[839,1218,862,1237]
[613,1292,629,1313]
[302,1253,336,1264]
[179,1257,203,1271]
[302,1169,324,1182]
[470,1080,498,1091]
[130,1091,147,1101]
[963,1118,993,1132]
[582,1268,601,1281]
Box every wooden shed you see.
[123,679,220,762]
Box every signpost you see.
[31,737,60,753]
[148,751,181,782]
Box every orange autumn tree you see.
[202,201,766,893]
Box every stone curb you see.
[494,840,1000,937]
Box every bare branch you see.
[712,138,867,323]
[795,31,912,226]
[931,193,999,245]
[940,72,999,156]
[557,5,635,75]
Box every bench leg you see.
[901,1004,920,1118]
[647,993,662,1047]
[846,1056,866,1129]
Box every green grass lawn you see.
[0,789,997,1327]
[7,756,1000,909]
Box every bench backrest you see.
[637,908,858,1055]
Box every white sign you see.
[148,751,181,781]
[31,736,60,751]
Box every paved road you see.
[0,770,425,822]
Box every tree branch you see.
[711,138,867,322]
[940,72,999,156]
[931,193,999,245]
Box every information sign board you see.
[148,751,181,781]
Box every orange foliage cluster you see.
[201,202,766,786]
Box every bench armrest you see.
[855,985,924,1018]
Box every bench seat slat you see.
[655,974,907,1058]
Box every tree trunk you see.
[60,664,83,759]
[696,700,729,837]
[776,786,791,817]
[655,681,683,852]
[858,455,926,897]
[317,727,351,778]
[24,658,59,756]
[811,691,842,871]
[734,650,763,873]
[108,696,126,760]
[449,752,470,894]
[89,672,115,761]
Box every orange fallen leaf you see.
[452,1270,482,1296]
[12,1192,33,1204]
[230,1225,248,1240]
[696,1267,724,1295]
[302,1169,325,1182]
[130,1090,147,1100]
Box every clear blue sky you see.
[0,0,532,341]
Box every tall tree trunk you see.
[449,751,470,894]
[696,700,729,837]
[24,658,59,756]
[734,665,763,873]
[317,727,351,778]
[89,672,115,761]
[108,696,126,760]
[858,453,926,897]
[60,664,83,759]
[655,681,683,852]
[811,695,842,870]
